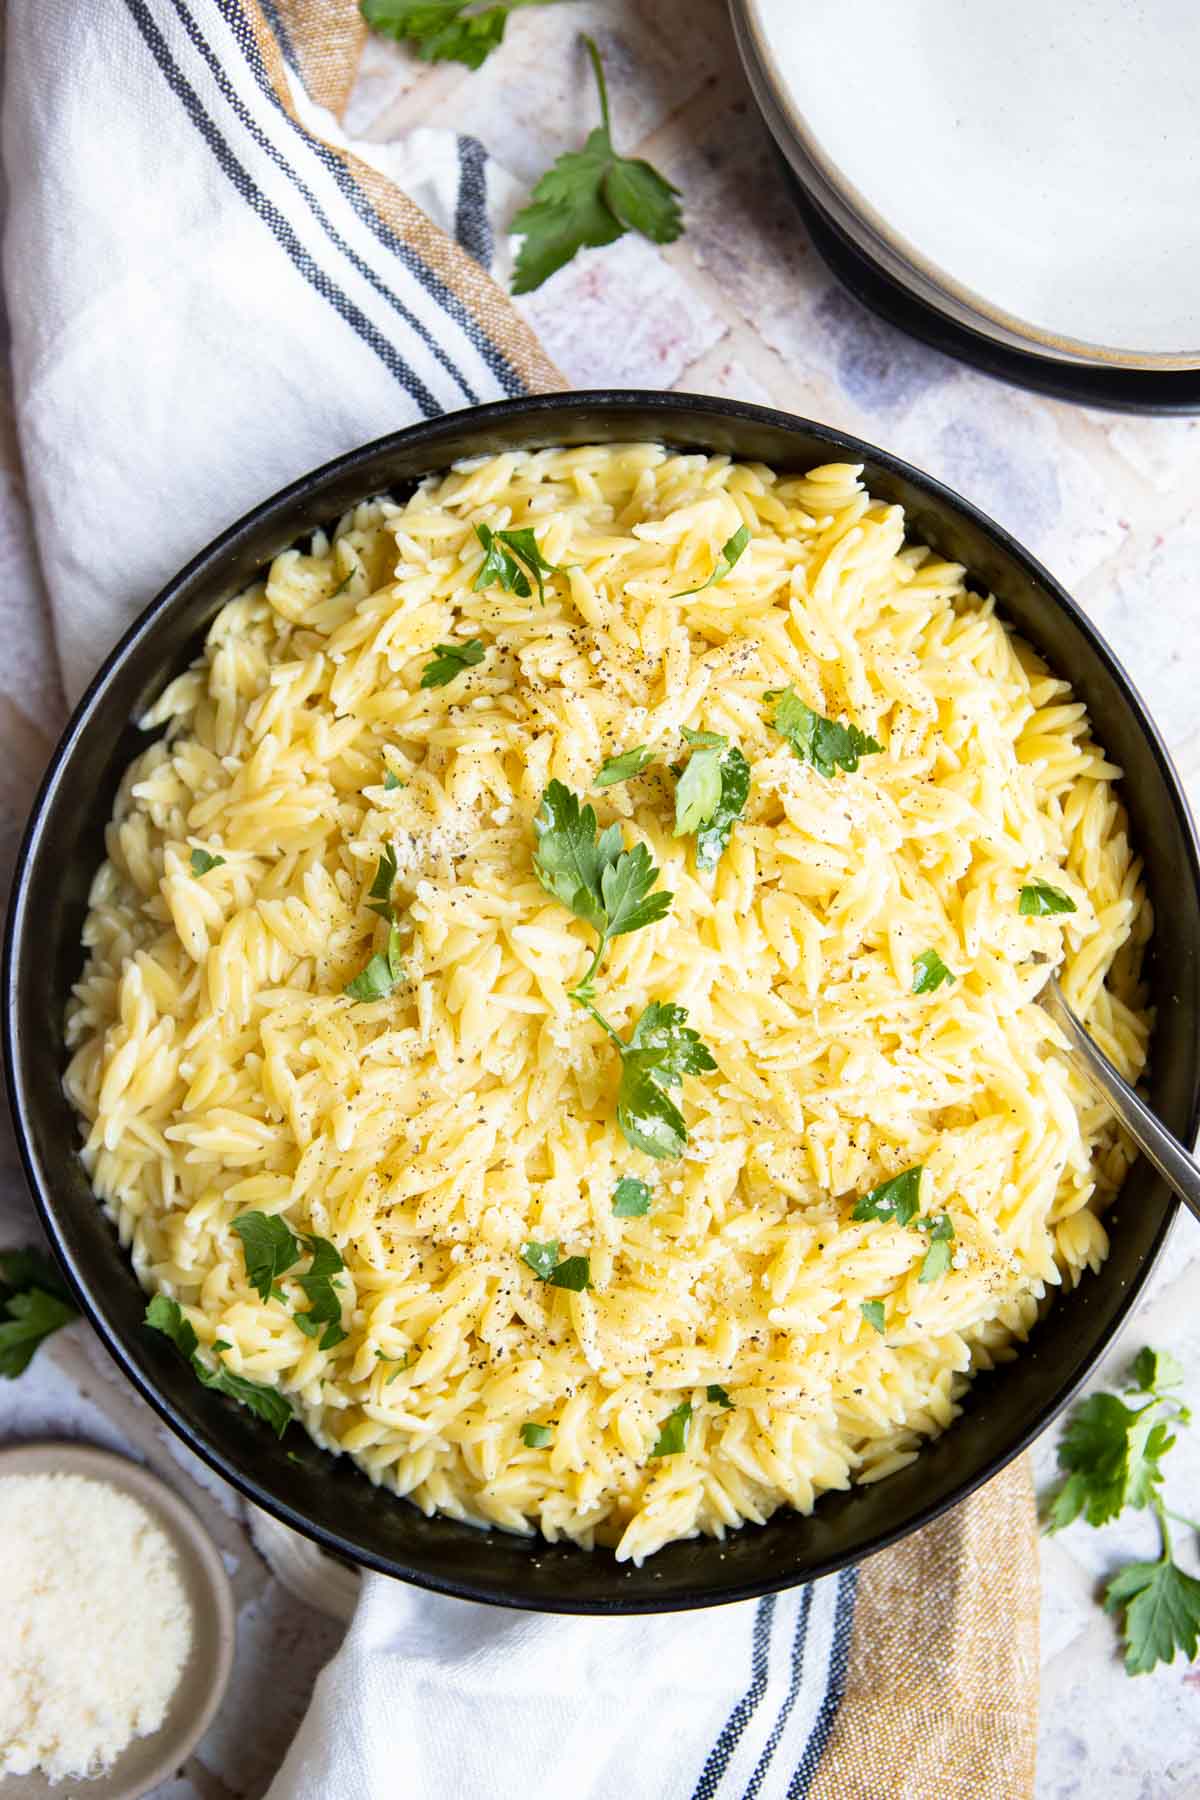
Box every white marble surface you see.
[3,3,1200,1795]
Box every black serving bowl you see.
[6,393,1199,1613]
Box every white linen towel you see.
[0,6,862,1799]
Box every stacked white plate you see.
[732,0,1200,405]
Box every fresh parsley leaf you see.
[1105,1551,1200,1675]
[674,744,724,837]
[917,1213,955,1283]
[596,745,656,787]
[912,948,956,995]
[232,1211,302,1304]
[381,1349,415,1384]
[190,848,226,876]
[532,781,672,997]
[520,1240,591,1290]
[361,0,564,70]
[144,1292,199,1359]
[195,1359,293,1436]
[511,35,682,294]
[330,570,354,598]
[384,769,403,791]
[549,1256,591,1290]
[295,1235,347,1349]
[344,922,404,1001]
[1048,1391,1172,1531]
[767,687,882,777]
[473,523,563,604]
[851,1167,923,1228]
[1132,1347,1187,1400]
[707,1383,734,1409]
[673,525,750,598]
[0,1285,77,1379]
[521,1421,554,1447]
[144,1295,292,1437]
[0,1247,72,1308]
[674,736,750,871]
[612,1176,652,1217]
[860,1300,886,1334]
[1019,881,1077,916]
[421,637,486,689]
[616,1001,717,1160]
[650,1400,692,1457]
[521,1239,560,1280]
[366,845,399,919]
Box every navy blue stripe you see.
[218,0,529,398]
[787,1568,859,1799]
[691,1596,776,1800]
[744,1585,813,1800]
[257,0,300,77]
[120,0,441,414]
[168,0,476,406]
[455,135,494,270]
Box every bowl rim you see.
[6,389,1200,1612]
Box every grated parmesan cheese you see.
[0,1472,193,1783]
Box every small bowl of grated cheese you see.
[0,1442,234,1797]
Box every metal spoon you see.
[1039,971,1200,1226]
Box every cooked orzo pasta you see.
[64,446,1150,1561]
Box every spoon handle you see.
[1042,980,1200,1227]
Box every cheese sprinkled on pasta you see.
[65,447,1150,1561]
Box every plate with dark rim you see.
[5,392,1199,1612]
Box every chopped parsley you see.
[520,1240,592,1290]
[851,1166,923,1228]
[596,745,656,788]
[707,1383,734,1409]
[474,523,562,604]
[190,848,226,876]
[1019,881,1077,916]
[673,525,750,597]
[911,948,955,994]
[344,922,404,1002]
[673,727,750,870]
[421,637,486,688]
[1046,1348,1200,1674]
[360,0,562,70]
[917,1213,955,1283]
[532,780,672,1000]
[0,1249,77,1378]
[144,1294,292,1437]
[521,1421,554,1448]
[511,36,682,294]
[612,1176,652,1217]
[860,1300,886,1334]
[650,1400,692,1457]
[384,769,403,791]
[378,1348,416,1384]
[232,1213,347,1350]
[365,845,399,919]
[766,687,882,777]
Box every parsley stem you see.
[1165,1506,1200,1536]
[569,991,627,1052]
[571,934,609,1003]
[582,33,611,138]
[1154,1497,1173,1562]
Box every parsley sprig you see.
[0,1249,77,1378]
[673,525,750,598]
[361,0,567,70]
[474,523,562,604]
[511,36,682,293]
[609,1001,717,1161]
[232,1212,349,1351]
[767,687,881,777]
[145,1294,292,1437]
[1047,1349,1200,1675]
[673,727,751,871]
[532,780,672,1001]
[421,637,485,688]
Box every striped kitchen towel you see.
[0,4,1039,1797]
